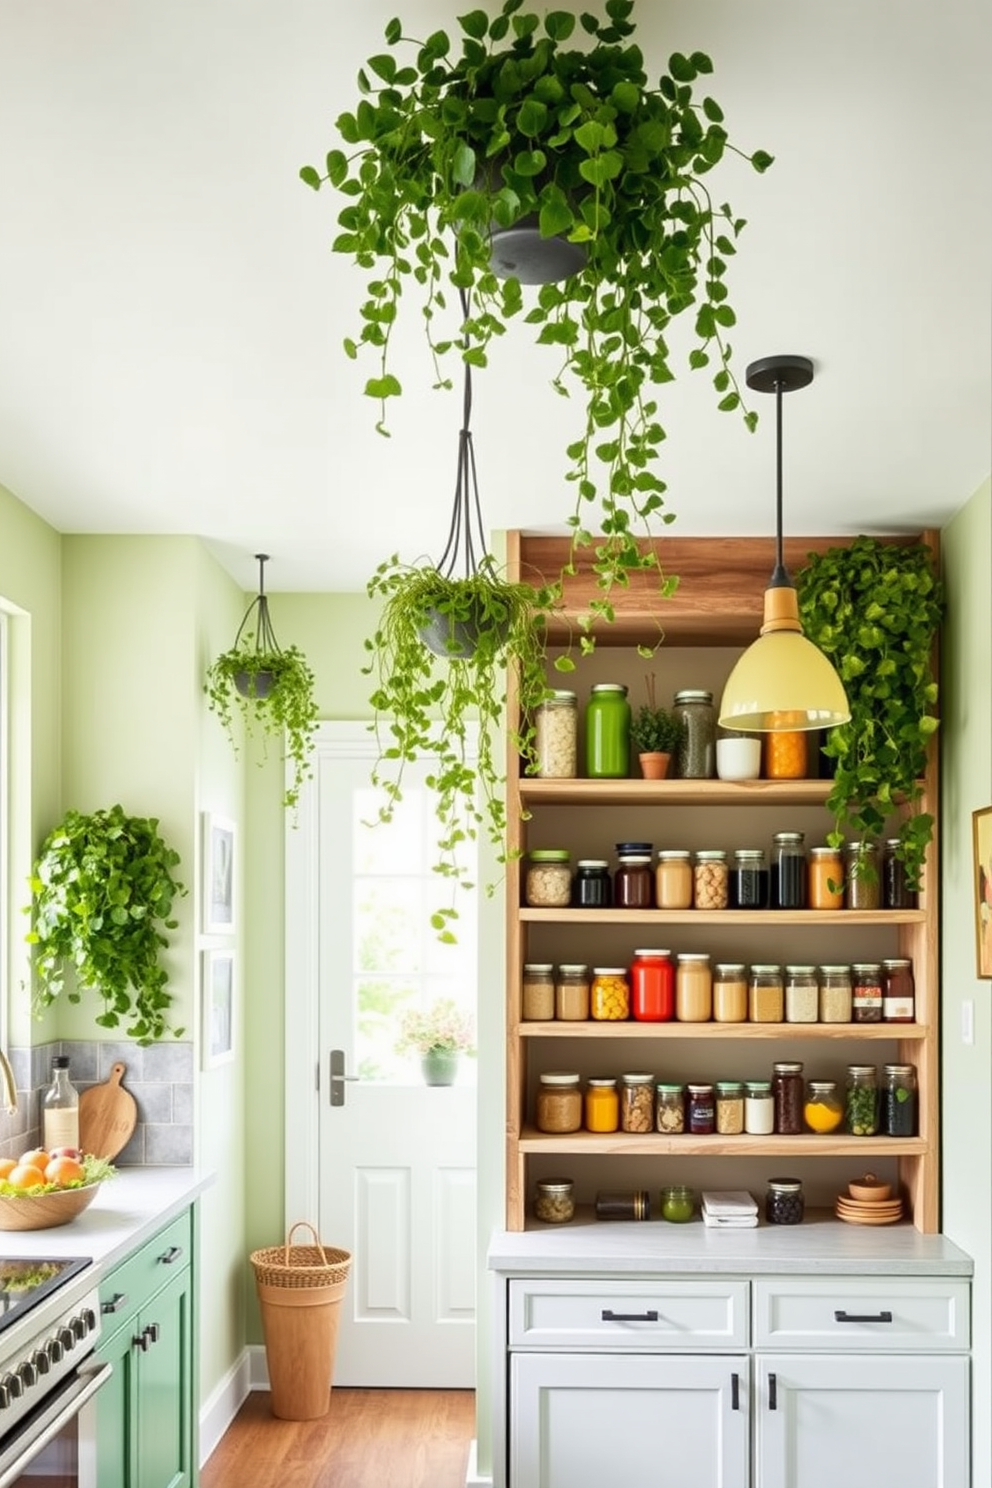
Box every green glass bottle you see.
[585,683,631,778]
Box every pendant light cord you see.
[770,376,790,588]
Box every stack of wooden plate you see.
[835,1174,904,1226]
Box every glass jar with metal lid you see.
[749,964,784,1023]
[765,1177,805,1225]
[522,963,555,1021]
[881,1063,917,1136]
[852,962,883,1023]
[656,1083,685,1134]
[771,831,807,909]
[591,967,630,1021]
[620,1073,655,1133]
[533,691,577,779]
[713,963,748,1022]
[673,689,716,778]
[573,859,612,907]
[715,1081,744,1135]
[655,849,693,909]
[882,958,915,1022]
[555,965,590,1021]
[693,850,729,909]
[731,848,769,909]
[525,849,571,907]
[536,1072,582,1133]
[772,1061,805,1135]
[744,1081,774,1134]
[586,682,631,778]
[630,949,675,1022]
[676,953,712,1022]
[534,1178,575,1224]
[883,838,917,909]
[614,849,654,908]
[803,1080,844,1134]
[818,964,852,1023]
[844,840,880,909]
[845,1064,879,1135]
[808,845,844,910]
[584,1077,620,1133]
[784,965,819,1023]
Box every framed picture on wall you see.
[202,948,235,1068]
[974,806,992,979]
[203,813,235,934]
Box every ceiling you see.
[0,0,989,594]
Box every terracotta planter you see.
[638,752,671,780]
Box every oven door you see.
[0,1357,112,1488]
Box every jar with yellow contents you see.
[803,1079,844,1134]
[763,727,809,779]
[584,1077,620,1133]
[591,967,630,1021]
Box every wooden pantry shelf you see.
[518,778,836,807]
[516,1127,928,1159]
[519,907,927,926]
[516,1021,927,1040]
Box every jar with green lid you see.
[522,963,555,1021]
[715,1081,744,1135]
[534,691,577,778]
[845,1064,879,1135]
[656,1084,685,1134]
[749,964,784,1023]
[844,840,880,909]
[784,965,819,1023]
[525,849,571,907]
[744,1081,774,1134]
[818,964,852,1023]
[713,963,748,1022]
[555,964,590,1021]
[585,683,631,778]
[673,689,716,778]
[536,1072,582,1133]
[534,1178,575,1224]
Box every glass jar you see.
[614,851,654,908]
[555,964,590,1021]
[573,859,612,907]
[595,1190,650,1221]
[655,1084,685,1134]
[673,689,716,778]
[881,1063,918,1137]
[731,848,769,909]
[584,1077,620,1133]
[804,1079,844,1134]
[620,1073,655,1133]
[818,964,853,1023]
[655,849,693,909]
[713,963,748,1023]
[882,958,915,1022]
[522,963,555,1021]
[536,1072,582,1133]
[715,1081,745,1135]
[845,1064,879,1136]
[676,953,712,1022]
[591,967,630,1021]
[687,1083,715,1134]
[852,962,883,1023]
[586,682,631,779]
[630,949,675,1022]
[660,1185,695,1223]
[744,1081,775,1134]
[808,845,844,910]
[883,839,917,909]
[749,964,784,1023]
[784,965,819,1023]
[534,1178,576,1224]
[765,1177,805,1225]
[772,1061,805,1135]
[525,849,572,907]
[693,850,729,910]
[534,691,578,778]
[844,840,880,910]
[771,831,806,909]
[763,730,809,780]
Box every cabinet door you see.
[136,1264,194,1488]
[755,1353,969,1488]
[510,1352,748,1488]
[95,1318,138,1488]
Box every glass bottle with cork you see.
[43,1055,80,1152]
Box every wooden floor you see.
[201,1389,476,1488]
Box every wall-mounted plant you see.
[205,554,319,811]
[796,535,943,889]
[26,804,186,1045]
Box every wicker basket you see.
[250,1222,351,1290]
[250,1222,352,1420]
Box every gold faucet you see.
[0,1049,18,1115]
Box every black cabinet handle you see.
[145,1323,160,1345]
[133,1332,149,1353]
[101,1292,128,1315]
[731,1372,740,1411]
[768,1372,777,1411]
[600,1309,660,1323]
[834,1309,893,1324]
[159,1246,183,1266]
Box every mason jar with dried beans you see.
[693,850,729,909]
[533,690,577,778]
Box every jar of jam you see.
[620,1073,655,1133]
[881,1063,918,1136]
[744,1081,774,1134]
[818,964,853,1023]
[715,1081,744,1135]
[771,831,806,909]
[573,859,612,907]
[693,850,729,909]
[687,1083,715,1134]
[630,949,675,1021]
[533,691,578,778]
[534,1178,575,1224]
[660,1185,695,1222]
[763,730,809,780]
[522,963,555,1021]
[614,848,654,908]
[772,1061,805,1135]
[595,1190,650,1220]
[555,964,590,1021]
[655,849,693,909]
[749,964,784,1023]
[803,1080,844,1134]
[784,965,819,1023]
[808,844,844,909]
[673,689,716,778]
[536,1072,582,1133]
[591,967,630,1021]
[586,682,631,779]
[655,1084,685,1133]
[844,840,880,909]
[584,1077,620,1133]
[525,849,572,907]
[845,1064,879,1136]
[882,958,915,1022]
[713,963,748,1022]
[731,848,769,909]
[852,962,883,1023]
[766,1177,805,1225]
[883,838,917,909]
[676,953,712,1022]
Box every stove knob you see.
[4,1372,22,1399]
[71,1315,87,1341]
[82,1307,97,1333]
[58,1326,75,1352]
[0,1381,9,1410]
[47,1337,64,1365]
[32,1349,50,1376]
[17,1361,36,1390]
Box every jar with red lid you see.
[630,949,675,1021]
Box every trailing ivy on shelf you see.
[796,535,944,890]
[26,804,186,1045]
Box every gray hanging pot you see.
[234,668,277,699]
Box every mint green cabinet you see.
[96,1207,197,1488]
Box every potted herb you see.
[796,536,943,890]
[26,804,186,1045]
[629,676,683,777]
[301,0,772,630]
[394,997,476,1085]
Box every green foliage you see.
[26,805,186,1044]
[796,537,944,889]
[302,0,772,632]
[204,641,319,811]
[630,702,683,755]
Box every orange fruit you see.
[20,1148,49,1172]
[0,1159,16,1180]
[44,1156,85,1187]
[7,1163,47,1191]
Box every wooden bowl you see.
[848,1174,893,1203]
[0,1182,101,1232]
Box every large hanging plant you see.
[796,536,944,889]
[301,0,772,629]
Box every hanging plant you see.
[796,536,944,889]
[26,804,186,1045]
[205,555,319,811]
[301,0,772,634]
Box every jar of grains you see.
[771,830,807,909]
[744,1081,775,1134]
[693,850,729,909]
[784,965,819,1023]
[804,1080,844,1134]
[620,1073,655,1133]
[763,729,809,780]
[534,1178,575,1224]
[630,949,675,1021]
[772,1061,805,1135]
[845,1065,879,1136]
[844,841,880,910]
[808,845,844,910]
[536,1073,582,1133]
[656,1084,686,1134]
[584,1077,620,1133]
[534,691,578,778]
[676,953,712,1022]
[881,1063,918,1137]
[555,965,590,1021]
[585,682,631,779]
[673,690,717,778]
[852,962,883,1023]
[731,848,770,909]
[522,963,555,1021]
[525,849,572,907]
[765,1177,805,1225]
[656,849,693,909]
[715,1081,745,1135]
[883,838,917,909]
[614,849,654,908]
[818,964,853,1023]
[687,1083,715,1134]
[749,964,784,1023]
[882,958,915,1022]
[591,968,630,1021]
[573,859,612,907]
[713,963,748,1022]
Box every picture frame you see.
[202,948,235,1068]
[973,806,992,980]
[203,813,235,934]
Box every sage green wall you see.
[940,480,991,1488]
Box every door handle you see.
[330,1049,360,1107]
[834,1309,893,1324]
[731,1372,740,1411]
[768,1371,778,1411]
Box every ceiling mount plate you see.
[746,354,814,395]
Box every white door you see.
[285,724,478,1388]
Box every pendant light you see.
[718,354,851,733]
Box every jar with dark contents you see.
[687,1083,715,1134]
[620,1073,655,1133]
[673,690,716,778]
[765,1177,805,1225]
[883,839,917,909]
[852,962,883,1023]
[882,958,915,1022]
[573,859,612,908]
[630,949,675,1022]
[881,1063,918,1136]
[614,848,654,908]
[731,848,769,909]
[595,1190,651,1221]
[844,841,880,910]
[534,1178,575,1224]
[771,831,807,909]
[772,1061,805,1135]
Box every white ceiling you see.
[0,0,989,594]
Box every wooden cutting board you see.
[78,1061,137,1159]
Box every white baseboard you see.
[248,1341,271,1389]
[198,1349,253,1467]
[464,1439,493,1487]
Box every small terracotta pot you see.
[638,752,671,780]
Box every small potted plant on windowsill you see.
[630,678,684,778]
[394,998,477,1087]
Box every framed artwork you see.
[203,814,235,934]
[974,806,992,979]
[202,948,235,1068]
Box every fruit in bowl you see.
[0,1149,116,1231]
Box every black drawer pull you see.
[600,1309,660,1323]
[159,1246,183,1266]
[834,1309,893,1324]
[731,1372,740,1411]
[768,1372,777,1411]
[101,1292,128,1315]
